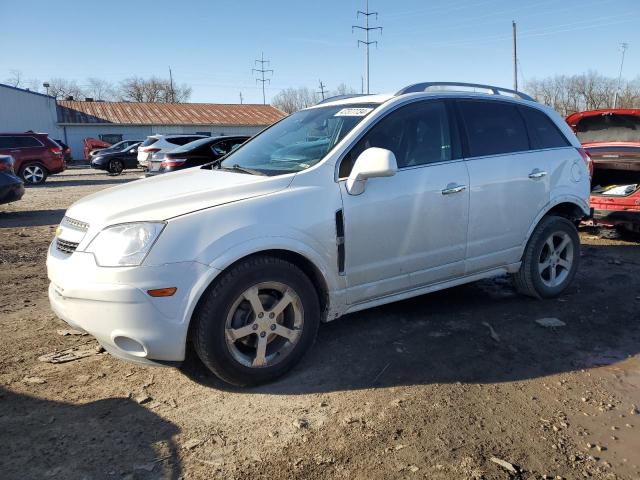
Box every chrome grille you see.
[61,216,89,231]
[56,238,79,254]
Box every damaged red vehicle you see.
[566,109,640,234]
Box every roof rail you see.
[396,82,535,102]
[316,94,372,105]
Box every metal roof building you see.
[56,101,286,159]
[0,83,286,159]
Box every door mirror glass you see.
[346,147,397,195]
[129,148,137,153]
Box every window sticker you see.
[334,107,374,117]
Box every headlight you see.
[85,222,165,267]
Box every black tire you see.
[512,215,580,299]
[108,159,124,175]
[192,255,320,386]
[20,163,48,185]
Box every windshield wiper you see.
[219,164,266,176]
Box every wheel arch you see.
[185,248,333,348]
[20,160,50,174]
[523,196,588,248]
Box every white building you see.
[0,83,286,159]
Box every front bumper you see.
[47,241,215,364]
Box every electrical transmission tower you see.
[614,42,629,108]
[352,0,382,94]
[253,52,273,105]
[317,80,328,100]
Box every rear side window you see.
[168,136,201,146]
[141,137,159,147]
[0,136,44,148]
[458,101,529,157]
[520,107,570,149]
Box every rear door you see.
[457,100,553,273]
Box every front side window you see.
[219,104,379,176]
[459,100,529,157]
[520,106,570,149]
[339,101,452,177]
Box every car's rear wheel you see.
[20,163,48,185]
[108,159,124,175]
[192,255,320,386]
[512,215,580,298]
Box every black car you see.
[91,142,142,175]
[0,155,25,204]
[146,136,250,176]
[54,139,72,163]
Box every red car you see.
[566,109,640,234]
[0,132,66,185]
[83,138,111,160]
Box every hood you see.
[65,167,293,226]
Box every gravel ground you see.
[1,169,639,480]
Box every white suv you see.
[137,134,206,168]
[47,82,591,386]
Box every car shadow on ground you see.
[0,209,66,228]
[43,176,139,188]
[0,387,182,479]
[181,242,640,395]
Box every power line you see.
[317,80,328,100]
[614,42,629,108]
[252,52,273,105]
[352,0,382,94]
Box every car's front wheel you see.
[20,163,48,185]
[512,215,580,298]
[192,255,320,386]
[108,159,124,175]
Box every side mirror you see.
[346,147,397,195]
[129,149,137,153]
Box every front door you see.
[339,100,470,305]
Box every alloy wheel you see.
[537,231,574,288]
[23,165,45,184]
[224,281,304,368]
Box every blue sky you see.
[1,0,639,103]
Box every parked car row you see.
[88,133,251,176]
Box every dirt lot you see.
[1,169,639,480]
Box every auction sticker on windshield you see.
[334,107,374,117]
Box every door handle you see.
[441,184,467,195]
[528,169,547,179]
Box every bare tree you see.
[46,78,86,100]
[118,77,191,103]
[5,70,24,88]
[271,87,320,113]
[526,71,640,115]
[85,77,116,101]
[333,83,357,96]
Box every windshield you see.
[576,114,640,143]
[219,104,379,175]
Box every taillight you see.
[145,148,161,154]
[160,158,186,169]
[50,146,62,155]
[577,147,593,178]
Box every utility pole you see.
[614,42,629,108]
[512,21,518,92]
[253,52,273,105]
[239,92,244,104]
[352,0,382,94]
[169,67,175,102]
[317,80,328,100]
